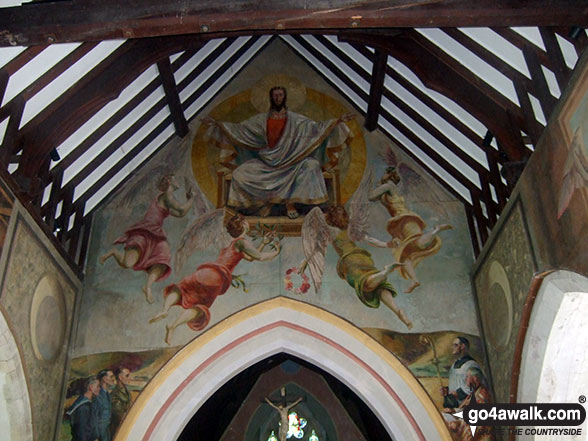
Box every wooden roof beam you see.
[345,40,509,167]
[282,35,480,209]
[1,0,588,47]
[78,36,265,213]
[339,31,528,162]
[539,27,572,91]
[552,26,588,56]
[157,57,189,138]
[13,35,206,190]
[523,45,557,119]
[364,50,387,131]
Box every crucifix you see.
[264,387,304,441]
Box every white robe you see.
[207,111,351,208]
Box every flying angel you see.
[99,139,207,304]
[149,209,281,345]
[366,146,452,293]
[299,173,412,329]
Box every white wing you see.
[301,207,338,294]
[174,209,232,273]
[348,169,374,242]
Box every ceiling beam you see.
[339,30,529,162]
[538,27,572,91]
[1,0,587,47]
[14,34,206,186]
[286,35,499,213]
[157,58,189,137]
[364,50,387,131]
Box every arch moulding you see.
[116,297,451,441]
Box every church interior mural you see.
[60,41,488,441]
[0,13,586,441]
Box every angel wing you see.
[379,144,400,168]
[174,209,232,273]
[107,131,198,221]
[557,128,588,219]
[348,169,375,242]
[301,207,339,294]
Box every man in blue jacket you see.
[93,369,116,441]
[66,376,100,441]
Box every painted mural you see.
[63,40,488,441]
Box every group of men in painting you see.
[66,367,132,441]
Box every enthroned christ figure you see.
[203,86,354,219]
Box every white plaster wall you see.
[518,270,588,441]
[0,308,33,441]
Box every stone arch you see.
[518,270,588,439]
[116,297,451,441]
[0,306,33,441]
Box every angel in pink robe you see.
[99,174,194,304]
[149,213,281,345]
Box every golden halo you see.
[250,74,306,113]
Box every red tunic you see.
[114,196,172,281]
[163,238,244,331]
[266,116,287,148]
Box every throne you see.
[216,168,341,236]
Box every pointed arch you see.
[116,297,451,441]
[518,270,588,407]
[0,305,33,441]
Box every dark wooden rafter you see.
[157,57,189,137]
[513,79,543,146]
[326,36,509,214]
[0,96,24,166]
[41,37,246,225]
[552,26,588,56]
[77,36,268,210]
[2,42,99,112]
[56,186,74,244]
[179,38,258,109]
[470,191,490,244]
[289,35,368,106]
[0,69,8,105]
[339,30,529,163]
[539,27,572,90]
[464,204,481,257]
[491,27,556,71]
[77,213,93,267]
[364,50,387,131]
[41,38,239,218]
[1,0,588,47]
[359,48,508,206]
[45,168,63,232]
[441,28,531,88]
[346,39,511,177]
[405,29,524,122]
[1,46,47,74]
[440,27,545,142]
[285,35,496,218]
[14,34,207,188]
[176,38,236,94]
[522,44,557,119]
[67,202,86,258]
[293,35,507,240]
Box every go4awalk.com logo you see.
[453,403,586,437]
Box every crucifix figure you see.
[264,387,304,441]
